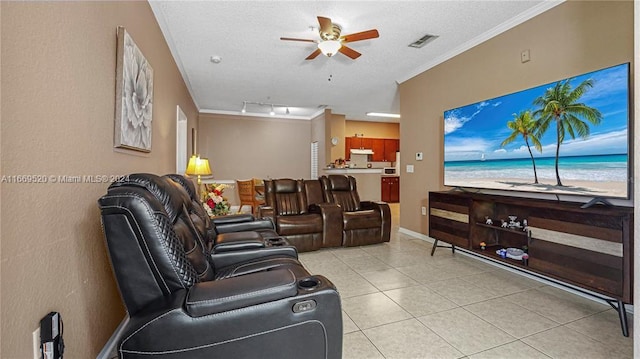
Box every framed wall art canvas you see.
[114,26,154,152]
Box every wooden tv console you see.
[428,191,633,336]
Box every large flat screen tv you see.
[443,63,630,200]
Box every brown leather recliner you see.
[320,175,391,247]
[260,179,342,252]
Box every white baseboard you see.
[398,227,433,243]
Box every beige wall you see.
[399,1,633,234]
[311,110,328,175]
[1,2,198,357]
[329,112,346,163]
[198,113,312,180]
[345,120,400,139]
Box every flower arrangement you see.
[479,242,486,250]
[202,183,231,217]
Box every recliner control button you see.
[293,300,317,313]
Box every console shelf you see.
[428,191,633,336]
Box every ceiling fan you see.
[280,16,379,60]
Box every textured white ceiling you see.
[150,1,562,122]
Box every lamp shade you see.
[185,155,212,176]
[318,40,341,57]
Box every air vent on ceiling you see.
[408,34,439,48]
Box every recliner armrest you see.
[213,239,266,253]
[215,218,275,234]
[309,203,343,247]
[360,201,388,211]
[186,269,297,317]
[211,246,298,269]
[257,206,274,219]
[211,213,255,225]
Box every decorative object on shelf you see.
[507,215,522,228]
[501,220,508,228]
[202,183,231,217]
[507,247,525,259]
[522,253,529,266]
[485,217,493,225]
[497,247,525,260]
[114,27,154,152]
[479,241,486,250]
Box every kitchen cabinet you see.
[345,137,373,160]
[345,137,399,161]
[384,139,399,162]
[344,137,358,160]
[371,139,385,161]
[381,176,399,203]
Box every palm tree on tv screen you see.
[501,110,542,184]
[533,79,602,186]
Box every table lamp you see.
[185,155,212,184]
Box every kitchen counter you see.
[323,168,383,174]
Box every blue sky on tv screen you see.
[444,63,629,162]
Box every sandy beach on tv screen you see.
[447,178,627,198]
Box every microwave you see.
[383,167,397,175]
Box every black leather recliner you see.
[163,174,284,253]
[99,174,342,358]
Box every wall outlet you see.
[406,164,414,173]
[32,327,40,359]
[415,152,423,161]
[421,206,427,215]
[521,49,531,63]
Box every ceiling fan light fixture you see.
[318,40,342,57]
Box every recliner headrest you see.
[327,175,351,191]
[165,174,197,200]
[109,173,187,223]
[273,179,298,193]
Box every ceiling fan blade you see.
[341,29,379,43]
[339,45,361,59]
[305,48,322,60]
[317,16,333,34]
[280,37,316,43]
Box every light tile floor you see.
[298,204,634,359]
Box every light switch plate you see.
[415,152,423,161]
[406,164,414,173]
[32,327,40,359]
